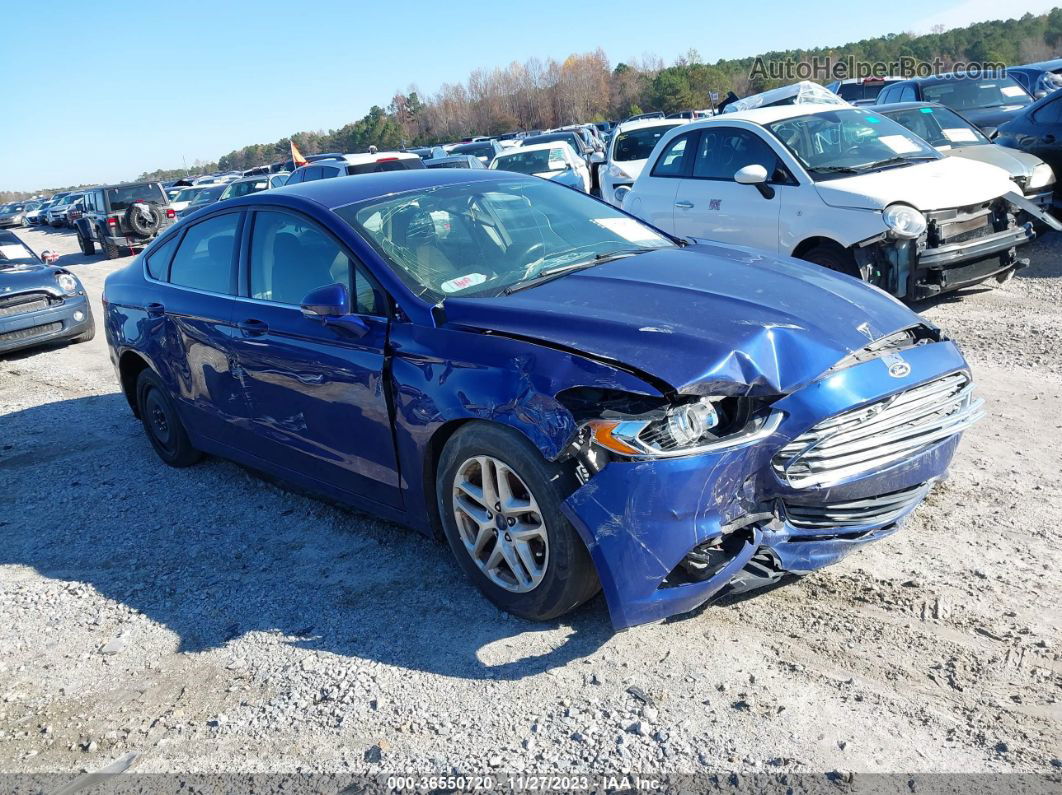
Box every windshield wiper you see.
[502,249,651,296]
[856,155,938,172]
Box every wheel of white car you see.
[437,423,599,621]
[800,242,862,280]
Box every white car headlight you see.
[607,163,632,180]
[56,273,78,295]
[1027,162,1055,190]
[882,204,927,239]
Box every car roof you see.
[1018,59,1062,72]
[303,151,419,167]
[254,168,533,210]
[701,103,860,125]
[873,101,950,112]
[498,142,573,155]
[613,118,689,135]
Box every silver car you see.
[879,102,1055,209]
[0,202,29,228]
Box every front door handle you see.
[238,318,269,337]
[1043,134,1056,144]
[674,200,695,209]
[146,302,165,318]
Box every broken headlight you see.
[882,204,926,239]
[1027,162,1055,190]
[55,272,79,295]
[586,396,781,458]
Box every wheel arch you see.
[117,349,153,418]
[791,235,850,259]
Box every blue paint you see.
[103,171,979,629]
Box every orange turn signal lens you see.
[587,420,642,456]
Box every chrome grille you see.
[783,481,931,529]
[773,373,983,488]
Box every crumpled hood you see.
[441,243,921,396]
[0,264,61,295]
[945,143,1043,179]
[814,156,1016,211]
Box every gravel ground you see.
[1,225,1059,785]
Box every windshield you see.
[882,106,988,148]
[0,239,40,268]
[189,186,225,206]
[921,76,1031,109]
[836,81,892,102]
[222,179,269,200]
[451,144,494,159]
[335,178,673,300]
[767,109,939,179]
[107,184,167,211]
[612,125,678,161]
[491,148,569,175]
[174,188,202,202]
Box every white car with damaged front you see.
[623,104,1054,300]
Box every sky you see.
[2,0,1057,191]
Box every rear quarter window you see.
[145,234,179,281]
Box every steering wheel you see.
[511,241,546,274]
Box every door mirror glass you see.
[590,152,605,164]
[301,282,349,318]
[734,164,769,184]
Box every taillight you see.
[165,208,175,219]
[107,216,117,227]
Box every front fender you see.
[388,322,664,534]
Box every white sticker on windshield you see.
[878,135,922,154]
[1001,85,1026,97]
[0,244,30,261]
[591,217,664,244]
[942,127,978,143]
[441,273,487,293]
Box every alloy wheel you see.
[452,455,549,593]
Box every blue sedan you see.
[103,170,982,629]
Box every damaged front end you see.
[853,192,1058,300]
[558,330,982,630]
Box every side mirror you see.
[301,282,350,318]
[300,282,370,337]
[734,164,768,184]
[590,152,605,164]
[734,164,775,199]
[41,250,59,264]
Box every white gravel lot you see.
[1,224,1059,788]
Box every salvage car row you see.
[1,68,1057,630]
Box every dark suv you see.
[75,182,175,259]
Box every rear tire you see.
[437,423,599,621]
[800,242,862,280]
[103,236,122,260]
[135,369,200,467]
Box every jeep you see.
[75,182,175,259]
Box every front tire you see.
[135,369,200,467]
[77,228,95,256]
[71,317,96,343]
[437,423,598,621]
[800,242,862,280]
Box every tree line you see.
[3,10,1060,199]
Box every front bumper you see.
[0,293,92,354]
[562,340,973,629]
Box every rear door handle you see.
[674,200,694,209]
[1043,134,1056,143]
[146,302,165,318]
[238,318,269,337]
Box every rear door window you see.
[168,213,240,294]
[692,127,779,181]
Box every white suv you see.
[623,104,1053,300]
[599,118,688,207]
